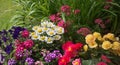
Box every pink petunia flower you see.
[72,58,81,65]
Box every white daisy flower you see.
[47,30,56,36]
[47,22,55,27]
[55,27,64,34]
[31,34,40,40]
[36,27,44,34]
[39,36,47,41]
[42,27,48,32]
[53,35,61,40]
[30,32,36,36]
[41,21,49,27]
[32,26,39,31]
[45,37,53,44]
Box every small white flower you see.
[41,21,49,27]
[39,36,47,41]
[30,32,36,36]
[31,34,40,40]
[55,27,64,34]
[36,27,44,34]
[47,22,55,27]
[42,27,48,32]
[45,37,53,44]
[53,35,61,40]
[47,30,56,36]
[32,26,39,31]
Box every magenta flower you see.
[21,30,29,38]
[101,55,111,63]
[95,18,105,28]
[57,20,65,27]
[61,5,71,15]
[77,27,91,36]
[23,39,34,49]
[72,58,81,65]
[97,62,107,65]
[74,9,80,14]
[49,14,61,22]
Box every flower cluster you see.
[15,39,33,59]
[85,32,120,56]
[58,41,83,65]
[25,57,34,65]
[44,50,62,62]
[30,20,64,44]
[8,59,16,65]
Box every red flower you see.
[97,62,107,65]
[74,9,80,14]
[23,39,34,49]
[62,41,74,51]
[101,55,111,63]
[58,55,71,65]
[21,30,29,38]
[74,43,83,50]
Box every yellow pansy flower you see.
[103,33,115,41]
[93,32,103,41]
[85,34,96,44]
[112,42,120,50]
[102,41,112,50]
[88,42,98,48]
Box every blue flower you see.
[5,43,13,54]
[12,26,25,39]
[2,36,7,42]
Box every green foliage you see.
[0,0,19,30]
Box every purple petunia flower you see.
[8,59,16,65]
[5,43,13,54]
[25,57,34,65]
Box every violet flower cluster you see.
[44,50,62,62]
[8,59,16,65]
[25,57,34,65]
